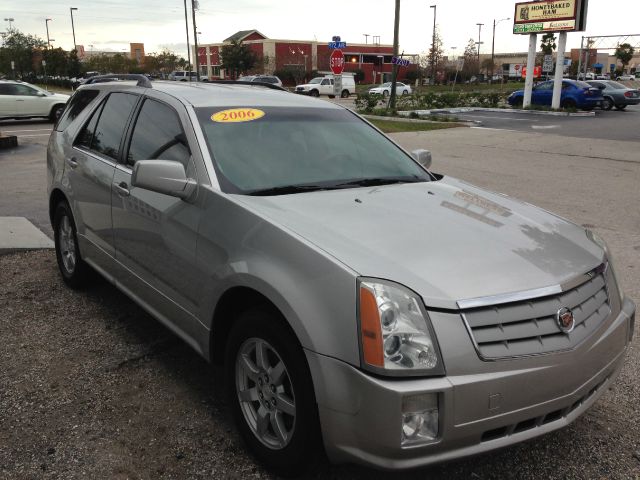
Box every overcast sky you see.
[2,0,638,58]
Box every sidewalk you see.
[0,217,54,253]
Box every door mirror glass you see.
[131,159,196,199]
[411,149,432,170]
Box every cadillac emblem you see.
[556,307,575,333]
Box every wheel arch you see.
[49,102,66,116]
[49,188,69,227]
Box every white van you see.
[295,74,355,98]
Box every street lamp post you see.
[183,0,191,81]
[491,17,510,80]
[430,5,437,85]
[4,18,14,30]
[476,23,484,74]
[363,34,369,44]
[45,18,52,49]
[191,0,200,81]
[69,8,78,51]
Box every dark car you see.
[508,79,603,110]
[586,80,640,110]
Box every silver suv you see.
[47,75,635,475]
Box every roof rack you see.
[206,80,286,91]
[83,74,152,88]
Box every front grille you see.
[463,273,610,359]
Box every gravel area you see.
[1,250,638,479]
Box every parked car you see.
[586,80,640,110]
[577,72,596,80]
[238,75,283,88]
[47,75,635,476]
[295,75,355,98]
[168,70,208,82]
[615,74,635,81]
[369,81,412,97]
[507,79,603,110]
[594,74,610,80]
[0,80,69,121]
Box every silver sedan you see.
[587,80,640,110]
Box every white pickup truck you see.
[295,75,355,98]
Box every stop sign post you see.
[330,49,345,97]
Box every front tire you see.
[53,202,92,289]
[402,89,409,95]
[50,104,65,122]
[310,89,319,97]
[601,97,613,110]
[225,307,321,476]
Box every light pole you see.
[183,0,191,81]
[491,17,510,80]
[430,4,437,85]
[69,8,78,51]
[191,0,200,81]
[45,18,52,49]
[476,23,484,74]
[4,18,14,30]
[363,34,369,44]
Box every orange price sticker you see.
[211,108,265,123]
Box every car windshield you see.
[605,81,627,89]
[196,107,431,195]
[308,78,323,84]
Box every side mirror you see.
[131,160,196,200]
[411,149,432,170]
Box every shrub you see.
[354,93,380,113]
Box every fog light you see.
[401,393,439,446]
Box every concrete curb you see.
[362,114,477,126]
[0,217,54,253]
[397,107,595,117]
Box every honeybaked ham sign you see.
[513,0,588,34]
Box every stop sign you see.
[330,49,345,75]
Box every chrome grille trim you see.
[461,266,611,360]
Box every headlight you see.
[586,229,624,302]
[358,278,445,376]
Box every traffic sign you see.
[330,49,345,75]
[391,56,410,67]
[328,41,347,49]
[542,54,553,73]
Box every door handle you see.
[66,157,78,169]
[113,181,130,197]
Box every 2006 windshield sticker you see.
[211,108,265,123]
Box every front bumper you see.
[306,296,635,469]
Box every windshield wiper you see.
[333,176,425,188]
[246,184,332,196]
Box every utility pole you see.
[430,5,437,85]
[491,17,510,80]
[363,33,369,44]
[389,0,400,110]
[183,0,191,81]
[45,18,52,49]
[476,23,484,75]
[191,0,200,81]
[69,8,77,51]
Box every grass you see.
[368,118,462,133]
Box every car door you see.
[12,84,47,116]
[0,84,17,116]
[320,78,332,95]
[532,81,553,105]
[68,91,139,272]
[111,94,203,338]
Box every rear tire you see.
[53,202,92,289]
[614,104,627,110]
[382,90,389,98]
[225,306,321,476]
[340,89,349,98]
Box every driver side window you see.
[126,99,190,168]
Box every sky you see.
[2,0,639,59]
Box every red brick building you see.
[196,29,418,84]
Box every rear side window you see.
[126,99,190,167]
[55,89,100,132]
[0,84,17,95]
[74,92,137,160]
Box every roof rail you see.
[83,74,152,88]
[206,80,286,91]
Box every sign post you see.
[330,48,345,97]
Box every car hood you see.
[296,83,319,89]
[235,177,604,309]
[50,92,70,100]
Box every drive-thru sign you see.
[330,49,345,75]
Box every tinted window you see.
[0,84,17,95]
[55,89,100,132]
[126,99,190,167]
[535,82,553,91]
[13,84,39,96]
[91,93,137,160]
[75,100,105,149]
